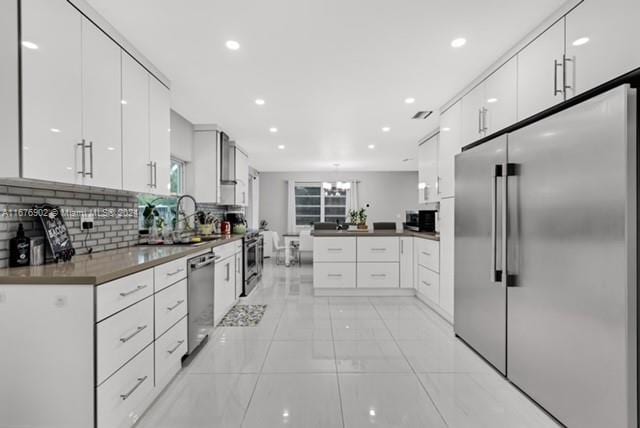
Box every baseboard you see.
[415,290,454,324]
[314,288,417,297]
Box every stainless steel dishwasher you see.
[186,251,217,355]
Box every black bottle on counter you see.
[9,223,31,267]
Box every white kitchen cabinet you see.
[80,18,122,189]
[565,0,640,98]
[214,255,236,325]
[234,148,249,206]
[399,236,414,288]
[155,316,187,392]
[438,199,454,319]
[191,129,220,203]
[149,77,171,195]
[356,237,399,262]
[314,237,357,262]
[417,238,439,273]
[154,279,187,338]
[418,133,439,204]
[417,264,439,304]
[483,57,518,134]
[122,53,151,194]
[235,250,243,298]
[21,0,82,185]
[517,19,566,121]
[357,263,400,288]
[461,82,486,146]
[313,262,357,288]
[438,101,462,198]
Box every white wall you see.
[170,110,193,162]
[259,171,418,235]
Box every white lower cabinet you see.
[235,250,243,298]
[313,262,356,288]
[357,263,399,288]
[399,237,414,288]
[155,316,187,392]
[416,238,439,273]
[417,265,440,304]
[313,237,356,262]
[97,344,155,428]
[439,199,455,318]
[356,237,399,262]
[154,279,187,338]
[214,255,236,324]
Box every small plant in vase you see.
[348,208,368,230]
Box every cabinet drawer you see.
[313,263,356,288]
[357,237,399,262]
[97,297,154,385]
[97,344,154,428]
[155,316,187,391]
[418,265,439,304]
[96,269,154,322]
[155,279,187,338]
[154,257,187,292]
[357,263,399,288]
[213,241,238,261]
[313,237,356,262]
[417,239,439,273]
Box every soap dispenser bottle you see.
[9,223,31,267]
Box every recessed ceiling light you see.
[21,41,38,50]
[50,128,60,133]
[121,99,128,105]
[572,37,590,46]
[487,98,498,103]
[381,126,391,132]
[441,127,451,132]
[451,37,467,48]
[368,144,375,149]
[369,409,376,417]
[66,166,72,171]
[277,144,285,150]
[225,40,240,50]
[107,146,116,151]
[404,97,415,104]
[269,127,278,133]
[255,98,265,105]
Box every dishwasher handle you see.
[190,254,220,270]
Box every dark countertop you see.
[311,229,439,241]
[0,234,244,286]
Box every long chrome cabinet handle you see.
[562,54,573,94]
[478,108,482,133]
[87,141,94,178]
[482,108,488,133]
[119,284,148,297]
[77,140,86,177]
[490,164,504,283]
[153,162,158,188]
[167,340,185,354]
[371,273,387,278]
[421,280,431,287]
[370,248,387,251]
[120,376,148,401]
[120,325,148,343]
[226,263,230,281]
[327,248,343,251]
[327,273,343,278]
[166,267,185,276]
[147,162,154,187]
[167,300,185,311]
[553,59,563,96]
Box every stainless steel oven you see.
[243,231,263,296]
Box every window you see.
[170,158,185,195]
[294,183,348,227]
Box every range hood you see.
[219,132,236,185]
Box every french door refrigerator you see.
[455,84,637,428]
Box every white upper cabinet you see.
[461,82,486,146]
[418,134,439,204]
[21,0,82,185]
[81,18,122,190]
[122,53,151,194]
[438,101,462,198]
[191,130,220,203]
[149,77,171,195]
[517,19,566,121]
[565,0,640,98]
[483,57,517,133]
[234,148,249,206]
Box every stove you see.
[242,230,263,296]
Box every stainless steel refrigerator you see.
[455,84,637,428]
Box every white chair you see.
[271,231,286,265]
[297,229,313,264]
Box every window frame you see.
[169,157,186,195]
[293,182,349,229]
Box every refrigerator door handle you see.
[490,164,503,283]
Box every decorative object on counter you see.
[232,223,247,235]
[348,208,368,230]
[34,204,75,262]
[259,219,269,230]
[217,304,267,327]
[9,223,31,267]
[30,236,45,266]
[221,221,231,235]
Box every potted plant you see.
[348,208,368,230]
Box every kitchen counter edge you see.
[311,230,439,240]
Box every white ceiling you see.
[86,0,565,172]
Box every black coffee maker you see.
[225,212,247,227]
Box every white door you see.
[81,18,122,190]
[438,101,462,198]
[399,237,414,289]
[483,57,517,134]
[460,82,486,146]
[517,19,566,121]
[438,198,454,319]
[417,141,428,204]
[565,0,640,98]
[422,135,439,203]
[21,0,82,184]
[122,52,151,194]
[149,77,171,195]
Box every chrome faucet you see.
[175,194,198,234]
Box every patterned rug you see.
[217,304,268,327]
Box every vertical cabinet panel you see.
[399,237,414,289]
[191,130,219,202]
[81,18,122,189]
[234,149,249,206]
[122,53,151,194]
[418,134,439,204]
[460,83,486,146]
[21,0,82,184]
[565,0,640,98]
[149,77,171,195]
[214,256,236,324]
[438,198,454,318]
[517,19,566,121]
[483,57,517,134]
[438,101,462,198]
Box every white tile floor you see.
[137,260,560,428]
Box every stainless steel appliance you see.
[186,251,217,354]
[418,210,436,232]
[243,230,263,296]
[404,210,419,231]
[455,85,637,427]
